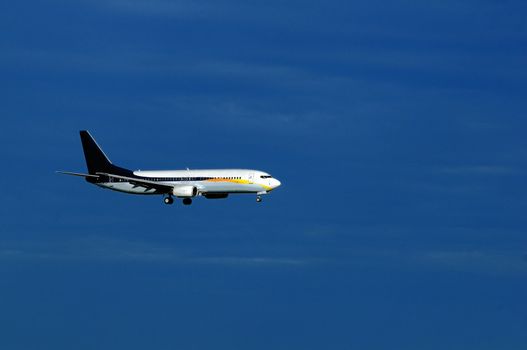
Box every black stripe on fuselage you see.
[87,165,134,184]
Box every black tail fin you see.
[79,130,115,174]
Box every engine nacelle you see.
[172,186,198,198]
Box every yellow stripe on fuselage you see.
[204,178,273,191]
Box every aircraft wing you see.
[96,172,174,193]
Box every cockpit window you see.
[260,175,272,179]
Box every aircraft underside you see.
[95,181,269,205]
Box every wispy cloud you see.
[189,256,306,266]
[415,250,527,275]
[150,96,340,135]
[2,235,525,275]
[83,0,527,47]
[89,0,213,18]
[331,248,527,276]
[0,236,308,267]
[439,165,518,175]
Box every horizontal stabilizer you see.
[56,171,100,178]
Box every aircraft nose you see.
[273,178,281,188]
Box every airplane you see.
[57,131,281,205]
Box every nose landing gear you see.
[256,191,267,203]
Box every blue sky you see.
[1,0,527,349]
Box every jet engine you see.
[172,186,198,198]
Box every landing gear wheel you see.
[256,196,262,202]
[182,198,192,206]
[164,196,174,205]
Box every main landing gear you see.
[256,195,262,202]
[163,196,192,205]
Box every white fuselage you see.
[97,169,281,196]
[59,130,281,205]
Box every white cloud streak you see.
[1,236,525,275]
[0,237,308,267]
[439,165,518,175]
